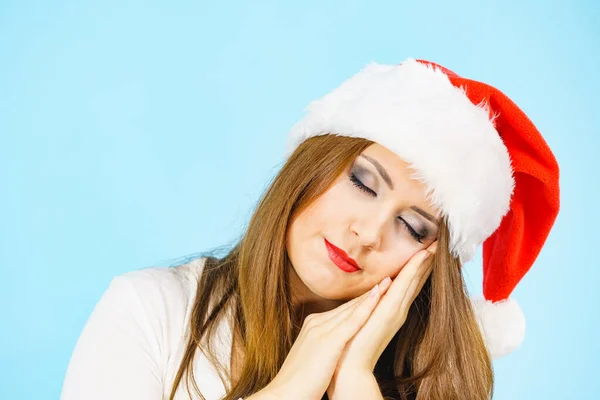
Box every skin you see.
[285,142,441,318]
[231,142,442,389]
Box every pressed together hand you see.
[249,240,438,400]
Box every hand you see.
[327,241,438,399]
[251,276,387,400]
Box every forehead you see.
[359,143,442,218]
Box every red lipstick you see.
[324,239,361,273]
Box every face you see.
[285,142,441,304]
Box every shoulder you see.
[102,257,212,387]
[112,257,232,399]
[105,257,209,344]
[60,257,211,400]
[112,256,207,307]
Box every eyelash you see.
[349,172,425,243]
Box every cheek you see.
[285,197,334,261]
[303,184,356,228]
[318,182,363,218]
[378,249,416,279]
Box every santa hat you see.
[284,58,560,359]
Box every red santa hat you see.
[284,58,560,358]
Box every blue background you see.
[1,1,598,399]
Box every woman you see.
[60,59,560,400]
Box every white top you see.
[60,257,235,400]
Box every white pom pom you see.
[470,297,526,359]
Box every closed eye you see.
[349,172,376,196]
[399,217,425,243]
[349,172,425,243]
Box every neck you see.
[287,264,345,324]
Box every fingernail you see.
[369,284,379,297]
[428,241,438,254]
[381,277,391,287]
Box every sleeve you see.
[60,273,166,400]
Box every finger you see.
[317,281,381,325]
[413,252,435,283]
[414,244,436,285]
[389,253,435,324]
[374,243,437,318]
[427,240,438,254]
[315,242,437,325]
[318,273,394,324]
[393,240,437,291]
[378,276,392,296]
[400,262,433,311]
[383,250,431,305]
[299,293,367,337]
[323,283,381,334]
[348,250,436,347]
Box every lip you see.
[324,238,361,273]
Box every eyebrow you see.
[359,154,439,225]
[359,154,394,190]
[410,206,439,225]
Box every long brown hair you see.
[168,134,494,400]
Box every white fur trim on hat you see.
[470,297,526,359]
[285,59,515,264]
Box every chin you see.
[297,264,354,301]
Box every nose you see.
[351,213,387,251]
